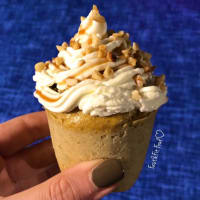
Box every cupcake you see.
[33,5,168,192]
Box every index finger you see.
[0,111,50,156]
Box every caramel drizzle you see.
[74,59,107,78]
[36,90,60,102]
[78,19,93,35]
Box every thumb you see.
[7,159,124,200]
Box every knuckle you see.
[48,176,80,200]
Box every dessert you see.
[33,5,168,192]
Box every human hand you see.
[0,112,124,200]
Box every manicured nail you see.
[92,159,124,188]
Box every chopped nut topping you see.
[71,42,81,50]
[65,78,78,86]
[92,70,104,80]
[103,66,114,78]
[99,44,107,51]
[54,57,64,66]
[112,33,119,40]
[155,74,165,85]
[91,5,105,23]
[128,57,137,67]
[62,42,68,48]
[107,29,115,36]
[106,52,112,61]
[122,40,128,49]
[155,75,166,91]
[93,5,98,11]
[118,30,125,36]
[56,42,68,52]
[49,62,58,70]
[85,46,96,54]
[132,90,142,101]
[45,61,50,67]
[119,54,126,60]
[35,62,46,72]
[135,75,144,88]
[145,52,152,60]
[133,51,141,60]
[132,42,140,51]
[56,45,64,52]
[112,31,126,40]
[126,39,132,47]
[52,57,56,64]
[144,66,156,72]
[124,33,130,40]
[70,38,81,50]
[78,59,86,67]
[98,50,106,58]
[106,52,117,62]
[160,84,166,92]
[82,51,86,56]
[98,44,107,58]
[78,28,85,35]
[80,16,86,22]
[122,49,131,58]
[141,51,152,60]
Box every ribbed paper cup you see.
[45,109,157,192]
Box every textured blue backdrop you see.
[0,0,200,199]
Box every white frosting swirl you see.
[33,6,168,116]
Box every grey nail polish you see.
[92,159,124,188]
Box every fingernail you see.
[92,159,124,188]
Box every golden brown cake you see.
[46,109,157,192]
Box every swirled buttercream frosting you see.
[33,5,168,116]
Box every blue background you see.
[0,0,199,199]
